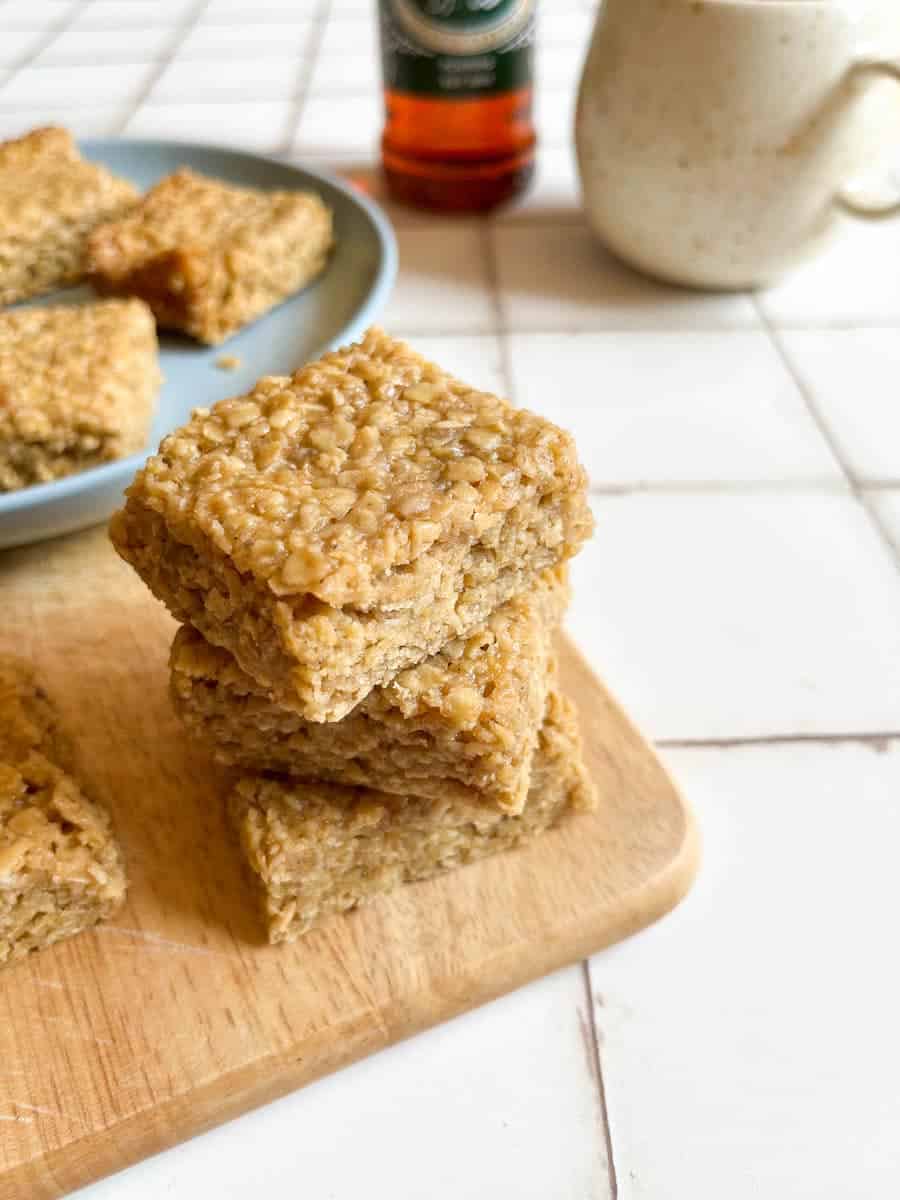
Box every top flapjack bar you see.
[0,127,138,305]
[87,167,333,344]
[111,328,593,722]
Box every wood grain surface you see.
[0,526,699,1199]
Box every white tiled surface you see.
[2,2,74,34]
[0,62,157,107]
[294,92,381,159]
[869,488,900,556]
[382,224,496,333]
[152,56,304,102]
[778,329,900,483]
[567,494,900,742]
[0,1,898,1197]
[593,741,900,1200]
[507,331,842,485]
[318,13,377,60]
[125,100,297,153]
[494,224,761,329]
[0,29,53,65]
[502,142,582,220]
[67,2,196,32]
[756,215,900,326]
[177,19,316,59]
[393,333,507,398]
[36,27,180,64]
[0,104,122,138]
[75,966,610,1200]
[308,45,378,93]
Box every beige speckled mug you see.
[575,0,900,289]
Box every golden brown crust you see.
[87,168,333,344]
[0,299,161,492]
[0,126,79,170]
[229,690,597,943]
[0,126,138,305]
[171,567,569,813]
[111,329,593,720]
[0,657,127,968]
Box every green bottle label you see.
[379,0,535,98]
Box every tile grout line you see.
[1,0,81,77]
[581,961,619,1200]
[477,222,517,398]
[493,210,585,227]
[114,0,213,135]
[656,730,900,750]
[586,479,853,497]
[280,0,332,158]
[753,295,900,577]
[753,294,855,478]
[452,316,900,332]
[856,490,900,573]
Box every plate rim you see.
[0,136,398,519]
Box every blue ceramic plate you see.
[0,139,397,550]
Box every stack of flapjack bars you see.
[111,328,596,942]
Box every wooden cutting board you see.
[0,527,699,1199]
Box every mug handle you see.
[836,57,900,220]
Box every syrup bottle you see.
[378,1,536,213]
